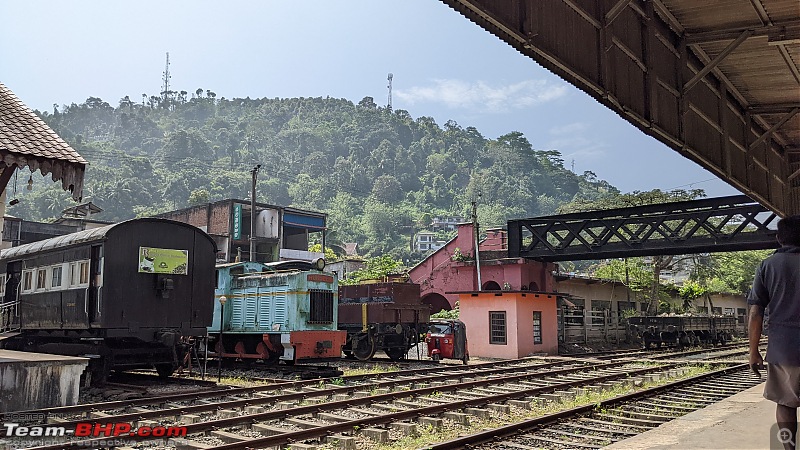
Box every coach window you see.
[80,261,90,285]
[21,270,33,293]
[69,263,79,287]
[51,266,63,289]
[69,261,90,288]
[489,311,507,345]
[36,268,48,291]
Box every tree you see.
[308,243,337,261]
[371,175,403,203]
[340,255,404,285]
[357,96,376,109]
[679,281,708,312]
[188,188,210,206]
[689,250,772,295]
[25,91,623,260]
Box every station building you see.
[409,223,749,353]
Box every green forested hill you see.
[11,92,619,260]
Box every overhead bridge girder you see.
[508,195,778,262]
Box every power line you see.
[663,177,717,191]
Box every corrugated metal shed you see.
[441,0,800,216]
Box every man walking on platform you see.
[749,215,800,450]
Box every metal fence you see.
[0,301,19,334]
[557,309,628,344]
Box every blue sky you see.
[1,0,739,198]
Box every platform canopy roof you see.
[0,82,87,201]
[442,0,800,216]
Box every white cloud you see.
[548,126,609,161]
[395,79,567,112]
[549,122,589,135]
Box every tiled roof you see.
[0,82,86,200]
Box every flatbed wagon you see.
[628,315,735,349]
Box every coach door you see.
[4,262,21,330]
[62,258,91,328]
[88,245,103,326]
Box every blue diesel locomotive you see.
[208,259,346,363]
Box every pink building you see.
[458,291,559,358]
[409,224,557,313]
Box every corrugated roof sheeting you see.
[442,0,800,216]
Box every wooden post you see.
[583,310,589,344]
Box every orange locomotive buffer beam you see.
[284,330,347,361]
[213,330,346,362]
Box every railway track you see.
[4,356,591,423]
[1,342,759,449]
[3,360,724,450]
[427,363,760,450]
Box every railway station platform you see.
[605,381,787,449]
[0,349,88,413]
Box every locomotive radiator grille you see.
[309,289,334,324]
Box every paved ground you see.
[605,382,793,449]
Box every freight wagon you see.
[628,315,736,349]
[338,281,430,361]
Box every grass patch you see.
[215,376,263,387]
[341,364,401,377]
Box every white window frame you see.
[0,273,5,297]
[21,270,34,294]
[50,265,65,290]
[69,260,91,289]
[35,268,48,292]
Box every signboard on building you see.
[232,204,242,239]
[138,247,189,275]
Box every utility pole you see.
[249,164,261,262]
[161,52,171,106]
[472,194,482,291]
[625,258,630,303]
[387,73,393,112]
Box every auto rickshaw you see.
[426,319,469,365]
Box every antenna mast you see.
[161,52,171,104]
[387,73,393,112]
